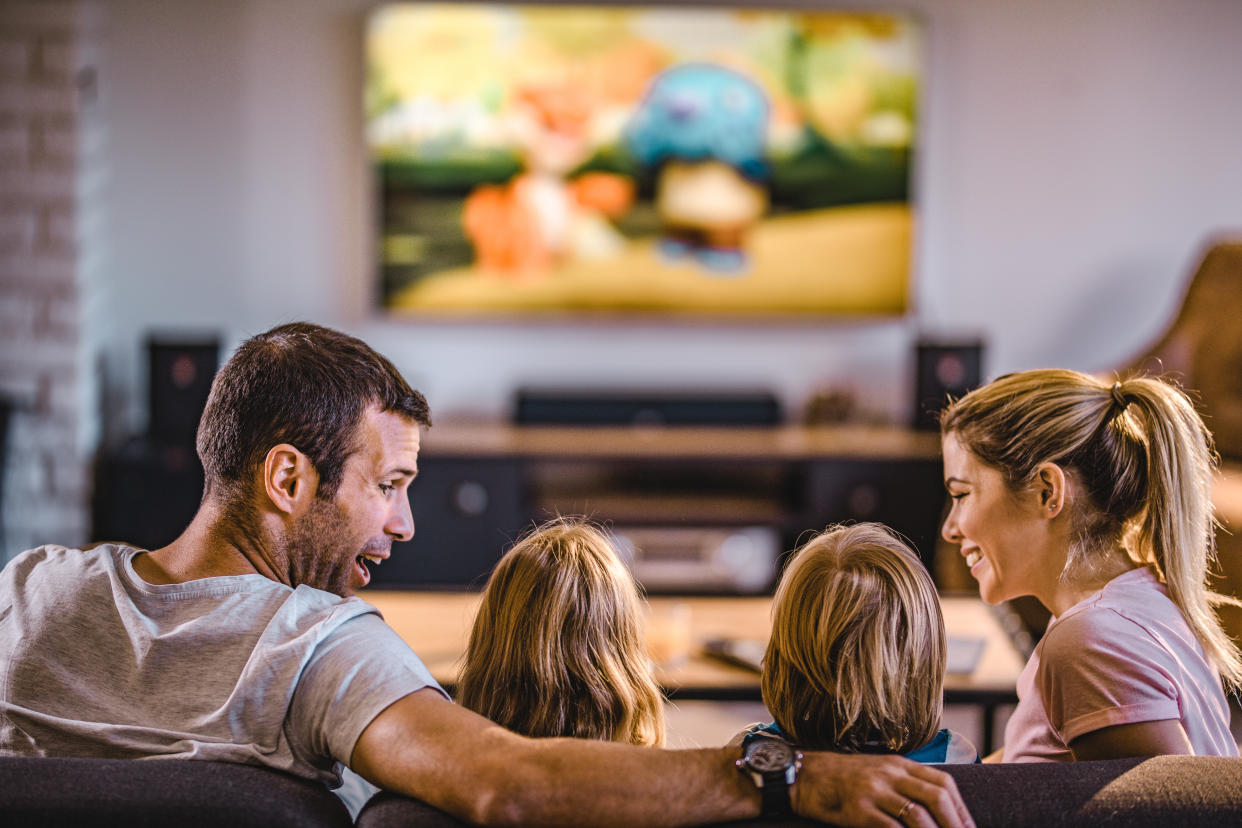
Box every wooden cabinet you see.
[373,424,947,592]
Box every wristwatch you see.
[735,733,802,817]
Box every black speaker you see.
[93,436,204,550]
[372,458,527,589]
[803,458,946,568]
[148,336,220,444]
[913,340,984,430]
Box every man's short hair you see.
[196,322,431,504]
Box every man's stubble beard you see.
[284,496,356,597]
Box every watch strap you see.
[738,732,798,818]
[759,769,792,817]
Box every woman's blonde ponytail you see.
[1122,377,1242,689]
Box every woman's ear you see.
[261,444,318,515]
[1034,462,1068,519]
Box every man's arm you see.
[351,688,974,828]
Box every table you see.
[363,590,1025,753]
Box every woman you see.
[940,369,1241,762]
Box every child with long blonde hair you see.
[738,522,977,765]
[457,516,665,746]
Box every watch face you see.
[746,738,795,772]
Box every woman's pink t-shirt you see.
[1002,567,1237,762]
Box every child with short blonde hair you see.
[741,522,976,763]
[457,516,665,746]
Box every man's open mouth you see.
[355,552,384,582]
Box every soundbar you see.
[514,389,782,427]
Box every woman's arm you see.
[1068,719,1192,761]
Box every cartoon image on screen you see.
[368,4,922,317]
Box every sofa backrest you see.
[944,755,1242,828]
[5,754,1241,827]
[354,754,1242,828]
[0,756,353,828]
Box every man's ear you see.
[261,444,319,516]
[1033,461,1068,519]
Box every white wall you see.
[94,0,1242,440]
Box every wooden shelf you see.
[420,423,943,461]
[379,422,947,590]
[530,493,789,526]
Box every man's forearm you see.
[352,689,973,828]
[352,690,759,827]
[459,740,760,827]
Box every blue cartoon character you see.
[625,63,770,274]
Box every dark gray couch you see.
[0,756,353,828]
[356,755,1242,828]
[5,755,1242,827]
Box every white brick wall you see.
[0,0,94,561]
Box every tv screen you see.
[367,3,922,318]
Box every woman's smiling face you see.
[940,433,1056,606]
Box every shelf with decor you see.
[371,423,947,593]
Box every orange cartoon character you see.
[463,84,634,277]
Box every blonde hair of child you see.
[941,368,1242,690]
[457,516,666,746]
[762,522,945,754]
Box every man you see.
[0,323,973,827]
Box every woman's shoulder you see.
[1047,569,1171,643]
[1039,585,1193,685]
[1044,602,1150,654]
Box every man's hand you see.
[794,752,975,828]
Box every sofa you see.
[0,755,353,827]
[5,754,1242,827]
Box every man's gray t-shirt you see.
[0,543,446,785]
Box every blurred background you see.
[2,0,1241,565]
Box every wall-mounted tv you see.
[367,3,922,318]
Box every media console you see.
[373,423,947,592]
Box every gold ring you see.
[897,799,915,821]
